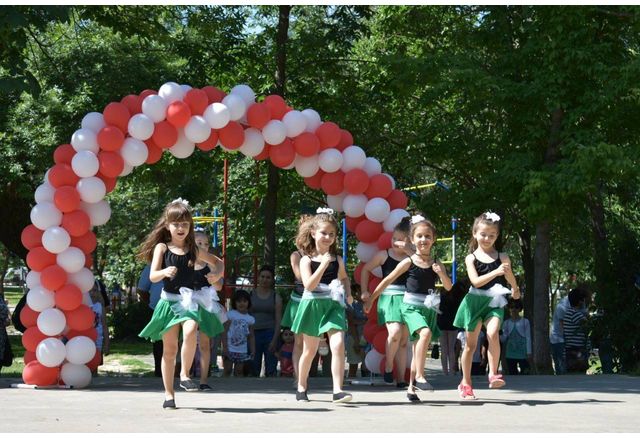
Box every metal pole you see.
[213,208,219,249]
[451,217,457,284]
[223,159,229,289]
[342,217,347,264]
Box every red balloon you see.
[343,169,370,194]
[263,95,288,120]
[48,164,79,188]
[345,215,365,233]
[86,349,102,372]
[294,132,321,157]
[70,231,97,254]
[152,121,178,148]
[26,247,57,271]
[356,220,384,244]
[321,171,345,195]
[55,284,83,311]
[62,210,91,237]
[21,305,40,328]
[40,265,68,291]
[368,276,382,295]
[303,170,325,190]
[387,189,408,210]
[269,139,296,168]
[53,186,81,213]
[65,304,94,331]
[365,174,394,199]
[253,144,271,160]
[337,129,354,151]
[373,329,389,355]
[315,122,341,149]
[66,327,98,342]
[98,150,125,178]
[377,231,394,250]
[202,86,226,104]
[196,130,219,151]
[24,350,37,365]
[139,89,157,100]
[120,94,142,115]
[184,89,209,115]
[363,320,382,344]
[103,102,131,133]
[97,126,125,152]
[22,327,48,352]
[97,172,118,193]
[84,253,94,269]
[353,262,365,284]
[144,138,163,164]
[22,360,59,386]
[218,121,244,149]
[21,225,44,250]
[166,101,192,128]
[247,103,271,129]
[53,144,75,165]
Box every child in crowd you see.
[222,289,255,377]
[501,299,532,375]
[563,288,590,373]
[345,285,368,378]
[88,280,110,372]
[277,328,295,377]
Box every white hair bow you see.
[411,215,425,224]
[317,207,334,215]
[484,211,501,222]
[171,197,190,207]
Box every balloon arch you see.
[19,82,410,387]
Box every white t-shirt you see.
[90,302,104,350]
[226,310,255,354]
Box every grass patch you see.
[109,338,153,356]
[3,287,25,308]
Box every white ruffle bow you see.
[315,279,346,307]
[423,293,442,314]
[164,286,228,322]
[468,283,512,308]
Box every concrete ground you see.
[1,360,638,433]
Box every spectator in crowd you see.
[345,287,368,378]
[564,288,590,373]
[550,286,590,375]
[137,264,164,377]
[0,298,13,375]
[276,328,295,377]
[500,299,531,375]
[437,279,467,375]
[88,281,110,373]
[250,265,282,377]
[222,289,255,377]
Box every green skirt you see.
[400,302,440,341]
[378,293,405,325]
[291,298,346,337]
[281,296,301,330]
[139,299,224,342]
[453,293,504,332]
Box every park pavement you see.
[1,360,639,433]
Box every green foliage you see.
[108,301,151,340]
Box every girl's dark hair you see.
[231,289,251,310]
[394,216,411,235]
[468,212,502,253]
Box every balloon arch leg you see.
[19,81,418,388]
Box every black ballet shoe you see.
[406,393,421,403]
[163,399,176,409]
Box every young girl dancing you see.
[138,199,224,409]
[362,216,413,387]
[372,215,452,402]
[453,212,521,400]
[291,208,354,403]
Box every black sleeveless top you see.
[473,254,506,289]
[162,248,194,294]
[310,258,340,285]
[193,265,210,290]
[405,261,438,296]
[381,250,409,286]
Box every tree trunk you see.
[263,5,291,267]
[518,227,534,323]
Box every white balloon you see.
[282,110,307,138]
[383,173,396,190]
[262,120,287,145]
[68,268,95,293]
[364,348,384,374]
[203,103,230,129]
[169,130,196,159]
[37,308,66,336]
[383,208,410,232]
[30,202,63,230]
[343,194,368,218]
[326,192,346,213]
[128,113,155,140]
[294,154,320,178]
[238,128,265,157]
[71,128,99,154]
[158,81,185,104]
[341,145,367,172]
[120,138,148,167]
[76,177,106,204]
[184,116,211,143]
[35,183,55,204]
[81,200,111,226]
[60,363,92,388]
[42,226,71,254]
[283,161,295,170]
[81,112,106,133]
[230,84,256,105]
[356,242,378,263]
[222,94,247,121]
[142,94,168,123]
[57,247,86,274]
[372,266,383,278]
[26,270,41,289]
[27,286,55,312]
[36,337,66,368]
[65,336,97,365]
[318,148,344,173]
[180,84,192,93]
[365,198,391,223]
[119,162,134,177]
[71,151,99,178]
[363,157,382,177]
[302,109,322,133]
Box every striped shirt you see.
[563,307,587,349]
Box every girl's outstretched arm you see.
[360,250,387,303]
[365,258,412,313]
[337,257,353,305]
[300,253,332,291]
[290,251,302,281]
[433,261,453,291]
[499,253,521,299]
[150,243,173,283]
[465,253,504,289]
[197,248,224,282]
